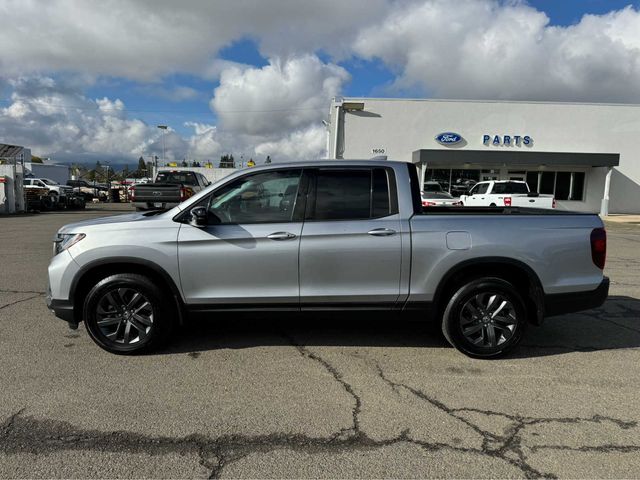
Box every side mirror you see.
[189,206,208,228]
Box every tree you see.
[31,155,44,164]
[181,159,188,167]
[137,157,146,171]
[265,155,271,164]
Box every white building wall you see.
[329,98,640,214]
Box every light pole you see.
[157,125,168,166]
[104,165,111,202]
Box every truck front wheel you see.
[441,277,527,358]
[83,273,174,354]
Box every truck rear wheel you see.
[441,277,527,358]
[83,273,174,354]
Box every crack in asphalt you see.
[373,362,640,479]
[0,289,47,295]
[0,293,43,311]
[283,333,362,439]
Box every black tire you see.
[40,195,54,210]
[83,273,175,354]
[441,277,527,358]
[489,203,497,207]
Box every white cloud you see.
[211,55,349,136]
[254,124,327,160]
[141,86,200,102]
[1,77,152,158]
[0,0,390,81]
[353,0,640,102]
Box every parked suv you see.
[47,161,608,358]
[24,178,74,197]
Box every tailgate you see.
[512,195,554,208]
[134,184,181,202]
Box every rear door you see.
[298,167,402,308]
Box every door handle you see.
[367,228,396,237]
[267,231,297,241]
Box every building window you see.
[540,172,555,194]
[526,172,539,192]
[425,168,480,194]
[571,172,585,201]
[555,172,571,200]
[526,171,585,201]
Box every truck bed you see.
[418,206,592,215]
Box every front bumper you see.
[48,298,75,323]
[544,277,609,317]
[46,283,75,323]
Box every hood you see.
[57,211,167,234]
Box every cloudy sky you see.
[1,0,639,165]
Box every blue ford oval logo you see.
[435,132,462,145]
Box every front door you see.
[464,182,490,206]
[178,168,304,306]
[298,167,402,308]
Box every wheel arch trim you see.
[69,257,185,317]
[431,256,545,325]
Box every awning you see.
[412,149,620,167]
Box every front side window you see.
[207,169,302,224]
[474,183,489,195]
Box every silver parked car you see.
[47,160,608,358]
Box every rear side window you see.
[309,168,395,220]
[494,182,528,194]
[511,182,529,194]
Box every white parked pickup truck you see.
[460,181,555,209]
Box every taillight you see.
[504,197,512,207]
[423,201,437,207]
[129,186,135,201]
[552,198,556,208]
[180,187,194,202]
[590,228,607,269]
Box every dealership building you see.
[327,98,640,214]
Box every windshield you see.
[155,171,198,185]
[41,178,58,186]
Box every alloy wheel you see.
[95,288,154,345]
[459,292,518,348]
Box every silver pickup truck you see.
[47,160,608,358]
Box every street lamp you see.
[157,125,168,165]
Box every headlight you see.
[54,233,86,255]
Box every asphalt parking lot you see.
[1,204,639,478]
